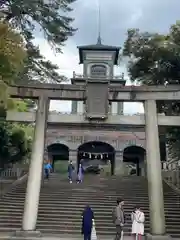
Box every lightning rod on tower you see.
[97,0,102,44]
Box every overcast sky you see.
[34,0,180,114]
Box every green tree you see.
[9,124,32,164]
[0,122,10,168]
[14,99,35,112]
[0,23,36,116]
[123,22,180,161]
[0,21,34,166]
[7,101,35,165]
[0,22,26,84]
[0,0,76,83]
[0,22,27,118]
[0,122,34,168]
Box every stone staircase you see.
[0,173,179,238]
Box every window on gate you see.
[90,64,107,77]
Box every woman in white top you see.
[131,206,145,240]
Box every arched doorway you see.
[123,145,146,176]
[77,141,115,175]
[47,143,69,173]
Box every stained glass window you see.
[91,64,107,77]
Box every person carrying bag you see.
[81,205,96,240]
[91,219,97,240]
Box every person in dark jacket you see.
[68,160,74,183]
[81,205,94,240]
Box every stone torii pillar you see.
[22,95,49,233]
[145,100,171,240]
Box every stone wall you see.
[44,125,146,175]
[45,125,146,152]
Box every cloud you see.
[33,38,81,79]
[34,0,180,114]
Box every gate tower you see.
[71,37,125,118]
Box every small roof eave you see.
[78,44,120,65]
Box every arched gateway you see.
[77,141,115,175]
[47,143,69,172]
[123,145,146,176]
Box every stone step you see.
[0,199,179,207]
[4,191,149,196]
[0,175,180,238]
[0,209,180,219]
[0,200,146,206]
[5,187,177,194]
[11,191,174,197]
[0,216,180,226]
[0,226,178,235]
[0,198,179,207]
[14,184,149,188]
[0,227,179,238]
[0,203,178,210]
[7,182,173,187]
[0,207,177,217]
[14,188,169,192]
[1,205,180,214]
[11,183,161,188]
[0,226,179,238]
[14,182,149,187]
[1,197,148,202]
[0,196,178,204]
[15,184,148,187]
[0,197,169,205]
[0,222,179,232]
[3,192,178,198]
[9,189,150,194]
[10,192,149,197]
[5,193,173,200]
[2,192,178,198]
[2,197,180,205]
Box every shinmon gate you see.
[5,40,180,239]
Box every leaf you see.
[123,24,180,161]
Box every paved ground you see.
[0,238,178,240]
[0,238,134,240]
[0,233,178,240]
[0,233,135,240]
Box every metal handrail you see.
[162,164,180,190]
[0,167,26,198]
[0,168,11,198]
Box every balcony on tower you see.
[72,71,125,86]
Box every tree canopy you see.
[123,21,180,161]
[0,122,33,169]
[0,22,26,84]
[0,97,34,169]
[0,0,77,169]
[0,22,27,118]
[0,23,33,167]
[0,0,76,83]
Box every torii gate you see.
[7,82,180,240]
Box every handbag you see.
[120,230,123,240]
[91,219,97,240]
[136,212,144,223]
